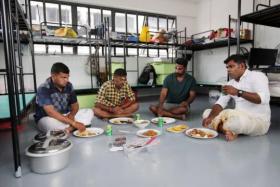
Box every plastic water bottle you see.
[135,113,141,121]
[106,125,112,136]
[158,117,164,134]
[106,125,113,147]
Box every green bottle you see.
[106,125,112,136]
[158,117,163,127]
[158,117,164,134]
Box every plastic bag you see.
[139,25,151,42]
[54,27,77,38]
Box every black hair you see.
[114,68,127,77]
[175,58,188,67]
[51,62,70,74]
[224,54,246,65]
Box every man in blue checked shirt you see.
[35,62,93,133]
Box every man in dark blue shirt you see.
[35,62,91,133]
[149,58,197,120]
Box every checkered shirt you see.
[34,77,77,122]
[96,80,135,107]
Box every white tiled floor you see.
[1,95,280,187]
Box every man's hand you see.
[179,101,189,108]
[73,121,86,132]
[202,117,213,128]
[66,113,75,121]
[222,85,238,96]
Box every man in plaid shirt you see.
[93,68,139,118]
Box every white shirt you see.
[216,69,271,123]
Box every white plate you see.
[185,128,218,139]
[151,117,176,124]
[73,127,104,138]
[109,117,134,125]
[136,129,161,138]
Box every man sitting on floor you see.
[93,68,139,118]
[202,54,271,141]
[35,62,93,133]
[149,58,197,120]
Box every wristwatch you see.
[237,90,244,97]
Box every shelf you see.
[182,38,253,51]
[33,36,180,49]
[110,39,180,49]
[33,36,105,46]
[240,4,280,28]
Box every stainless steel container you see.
[33,130,68,143]
[25,139,72,174]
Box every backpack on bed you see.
[138,64,157,85]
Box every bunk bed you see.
[0,0,36,178]
[180,15,253,88]
[106,28,188,88]
[239,1,280,101]
[0,0,36,121]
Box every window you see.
[77,6,89,36]
[77,7,89,53]
[148,17,158,32]
[115,47,124,56]
[115,13,125,32]
[78,46,90,55]
[168,19,176,31]
[30,0,176,57]
[34,44,46,54]
[63,46,73,54]
[138,15,145,34]
[77,7,89,26]
[103,10,112,31]
[90,8,102,28]
[31,1,44,24]
[127,14,137,34]
[128,48,137,56]
[45,3,59,23]
[48,45,61,54]
[61,5,72,25]
[159,49,167,57]
[159,18,167,31]
[149,49,158,57]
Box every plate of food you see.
[167,124,189,133]
[185,128,218,139]
[151,117,176,125]
[136,129,161,138]
[73,127,104,138]
[109,117,134,125]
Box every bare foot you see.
[173,114,186,120]
[149,106,158,116]
[225,130,238,141]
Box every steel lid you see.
[34,130,67,142]
[28,139,72,154]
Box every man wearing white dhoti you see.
[202,54,271,141]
